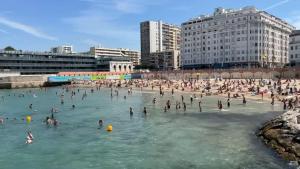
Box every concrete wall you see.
[0,75,47,89]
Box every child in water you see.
[26,131,34,144]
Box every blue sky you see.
[0,0,299,52]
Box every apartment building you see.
[289,30,300,66]
[181,6,295,69]
[140,20,181,69]
[149,50,180,70]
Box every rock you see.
[259,108,300,164]
[264,129,281,140]
[291,144,300,157]
[281,151,297,161]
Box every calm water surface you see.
[0,87,294,169]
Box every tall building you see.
[51,45,73,54]
[90,47,140,66]
[181,7,295,69]
[289,30,300,67]
[140,20,181,68]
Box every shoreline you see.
[257,106,300,164]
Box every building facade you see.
[289,30,300,67]
[181,7,295,69]
[121,49,140,66]
[0,50,96,74]
[109,61,133,72]
[90,47,140,66]
[51,45,73,54]
[95,55,133,72]
[149,50,180,70]
[140,20,181,68]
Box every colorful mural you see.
[47,72,142,82]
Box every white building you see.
[140,20,181,68]
[51,45,73,54]
[109,61,133,72]
[289,30,300,66]
[90,47,140,66]
[181,7,295,69]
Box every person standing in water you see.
[227,99,230,108]
[129,107,133,116]
[242,95,247,105]
[143,107,147,115]
[198,101,202,112]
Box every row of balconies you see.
[0,56,95,62]
[0,62,95,67]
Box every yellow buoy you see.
[26,116,32,123]
[106,124,113,132]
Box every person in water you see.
[98,120,103,127]
[227,99,230,108]
[198,101,202,112]
[143,107,147,115]
[129,107,133,116]
[26,131,34,144]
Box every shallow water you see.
[0,87,294,169]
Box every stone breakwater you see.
[258,108,300,164]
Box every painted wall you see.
[47,73,141,82]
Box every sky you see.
[0,0,299,52]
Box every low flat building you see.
[149,50,180,70]
[289,30,300,67]
[90,47,140,66]
[0,50,96,74]
[51,45,73,54]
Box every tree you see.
[4,46,16,51]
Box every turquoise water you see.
[0,87,294,169]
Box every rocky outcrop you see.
[258,109,300,164]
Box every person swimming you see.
[26,131,34,144]
[98,120,103,127]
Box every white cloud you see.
[0,28,8,34]
[0,16,57,40]
[264,0,291,11]
[65,0,168,48]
